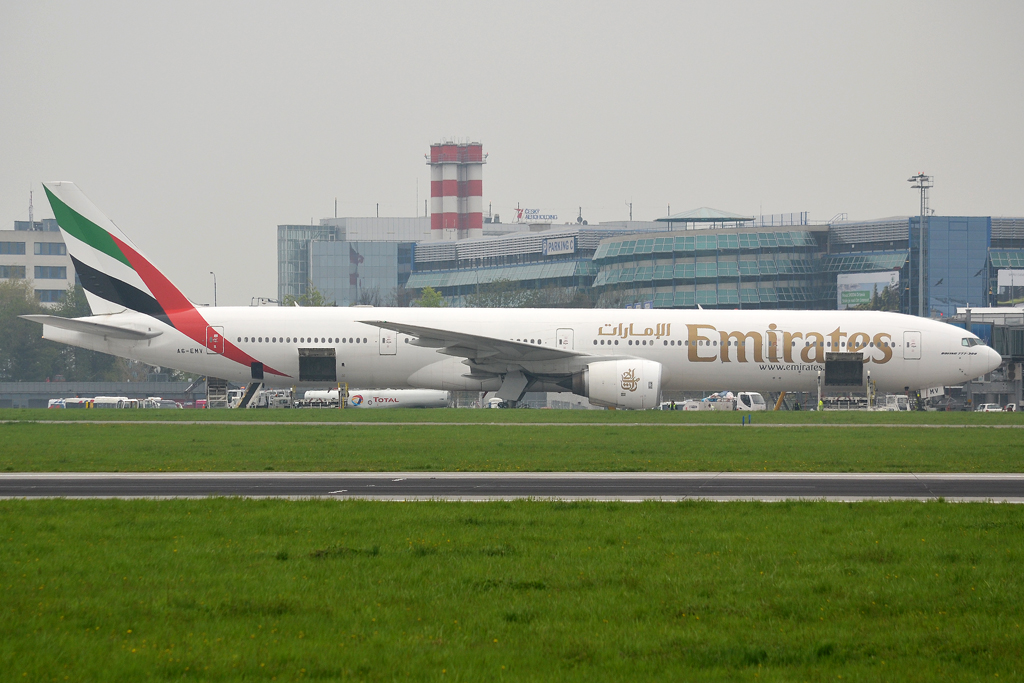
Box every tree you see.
[383,286,413,308]
[466,279,539,308]
[598,286,646,309]
[530,286,597,308]
[0,280,61,381]
[0,282,134,381]
[283,282,332,307]
[357,285,383,307]
[414,286,446,308]
[855,282,901,312]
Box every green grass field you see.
[4,411,1022,680]
[2,420,1024,472]
[6,409,1024,423]
[2,406,1022,425]
[2,499,1021,681]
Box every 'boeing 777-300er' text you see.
[23,182,1002,409]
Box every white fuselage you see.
[40,307,1000,394]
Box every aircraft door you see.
[765,330,780,362]
[903,331,921,360]
[298,348,337,382]
[556,328,574,351]
[379,329,397,355]
[206,326,224,354]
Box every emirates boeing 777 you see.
[22,182,1002,409]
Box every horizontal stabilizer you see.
[20,314,163,340]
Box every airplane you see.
[22,182,1003,409]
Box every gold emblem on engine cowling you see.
[621,368,639,392]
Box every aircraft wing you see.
[359,319,583,363]
[20,314,163,340]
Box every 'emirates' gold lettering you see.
[686,324,717,363]
[594,323,896,365]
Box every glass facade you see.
[280,213,1024,315]
[309,241,412,307]
[592,228,830,309]
[990,251,1024,268]
[277,225,340,302]
[921,217,991,317]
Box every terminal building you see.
[278,219,424,306]
[279,202,1024,407]
[0,214,77,304]
[282,209,1024,317]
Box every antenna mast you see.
[908,173,933,317]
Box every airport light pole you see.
[210,271,217,307]
[908,173,933,317]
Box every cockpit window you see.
[962,338,981,347]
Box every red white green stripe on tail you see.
[43,182,285,376]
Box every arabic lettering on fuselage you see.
[598,323,671,339]
[596,322,895,365]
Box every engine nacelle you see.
[573,359,662,410]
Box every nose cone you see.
[970,344,1003,376]
[982,345,1003,375]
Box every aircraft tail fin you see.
[42,182,199,328]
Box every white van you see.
[736,392,767,411]
[681,391,766,411]
[93,396,133,409]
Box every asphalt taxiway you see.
[2,472,1023,501]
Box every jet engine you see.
[572,359,662,410]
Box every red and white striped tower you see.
[428,143,459,241]
[459,143,484,239]
[429,146,445,238]
[428,141,485,241]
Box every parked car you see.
[976,403,1003,412]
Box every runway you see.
[2,472,1024,501]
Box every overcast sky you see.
[2,1,1022,305]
